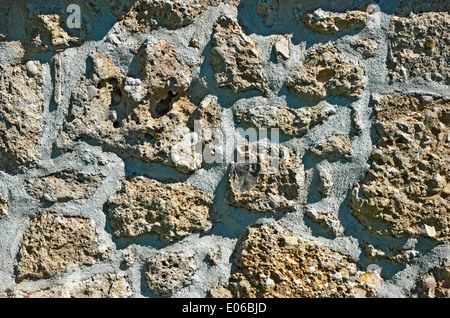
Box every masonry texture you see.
[0,0,448,298]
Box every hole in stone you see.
[316,69,336,83]
[113,120,122,128]
[110,86,123,107]
[152,92,177,118]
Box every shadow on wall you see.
[236,0,379,47]
[1,0,126,59]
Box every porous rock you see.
[57,49,221,174]
[117,0,241,32]
[106,176,214,243]
[234,102,336,138]
[301,9,367,34]
[310,135,353,160]
[16,213,108,281]
[286,42,366,100]
[388,12,450,84]
[228,146,305,213]
[144,251,197,296]
[210,14,269,94]
[216,223,376,298]
[351,94,449,241]
[25,172,104,203]
[0,63,45,173]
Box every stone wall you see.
[0,0,448,298]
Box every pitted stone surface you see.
[106,176,214,243]
[234,102,337,138]
[213,223,377,298]
[286,42,366,100]
[0,63,45,173]
[351,94,449,241]
[388,12,450,84]
[301,9,367,34]
[25,172,104,203]
[210,14,269,94]
[228,147,305,214]
[144,251,197,296]
[16,213,108,281]
[57,49,221,173]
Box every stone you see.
[25,172,104,203]
[351,94,449,241]
[0,191,8,219]
[57,49,221,173]
[317,168,333,197]
[16,213,108,281]
[118,0,241,32]
[209,284,234,298]
[1,273,132,298]
[310,135,353,160]
[223,222,375,298]
[286,42,366,100]
[210,14,269,94]
[87,85,98,101]
[0,64,45,173]
[234,102,337,138]
[144,251,197,296]
[301,9,367,34]
[388,12,449,84]
[106,176,214,243]
[137,39,192,101]
[352,38,379,58]
[412,259,450,298]
[228,146,305,213]
[273,35,291,62]
[25,14,78,52]
[25,61,39,76]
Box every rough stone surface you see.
[351,94,449,241]
[25,172,104,203]
[117,0,241,32]
[57,48,221,173]
[26,14,78,53]
[301,9,367,34]
[16,213,108,281]
[106,176,213,243]
[412,259,450,298]
[310,135,353,160]
[286,42,366,100]
[0,192,8,219]
[0,273,132,298]
[388,12,450,84]
[0,63,45,173]
[228,147,305,214]
[210,14,269,94]
[144,251,197,296]
[137,39,192,101]
[215,223,377,298]
[234,102,337,138]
